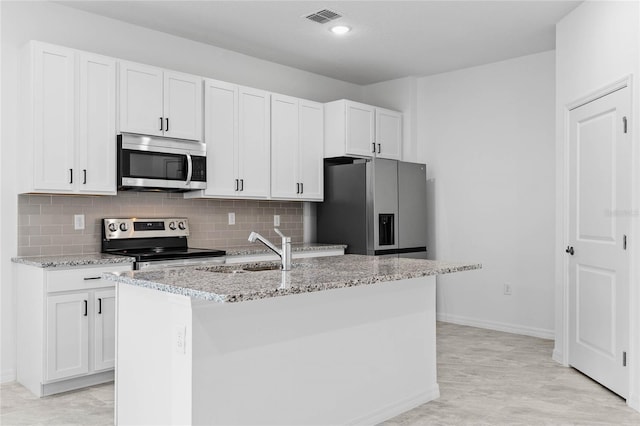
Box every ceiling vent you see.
[304,9,342,25]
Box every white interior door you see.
[568,86,631,398]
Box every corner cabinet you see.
[119,61,203,141]
[271,94,324,201]
[324,99,402,160]
[185,79,270,199]
[20,41,117,195]
[16,262,131,397]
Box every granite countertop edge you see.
[102,258,482,303]
[11,254,135,268]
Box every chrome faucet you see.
[248,228,292,271]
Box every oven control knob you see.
[108,223,118,232]
[168,222,176,230]
[178,221,186,230]
[119,223,129,232]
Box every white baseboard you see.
[552,348,565,365]
[628,392,640,413]
[1,369,16,383]
[347,385,440,425]
[437,313,555,340]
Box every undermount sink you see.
[197,263,282,274]
[242,264,282,272]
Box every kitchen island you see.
[104,255,480,425]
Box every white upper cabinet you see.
[271,94,323,201]
[77,52,117,194]
[163,70,203,141]
[238,87,271,198]
[22,41,116,195]
[324,99,402,160]
[375,108,402,160]
[31,43,76,192]
[345,101,376,157]
[119,61,202,141]
[118,61,163,136]
[186,79,270,199]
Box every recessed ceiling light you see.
[330,25,351,35]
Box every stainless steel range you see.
[101,218,226,270]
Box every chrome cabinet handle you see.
[160,117,164,131]
[185,153,193,185]
[296,183,300,194]
[300,182,303,194]
[378,143,381,154]
[240,179,244,191]
[98,298,102,315]
[83,300,88,316]
[83,169,87,185]
[372,142,375,153]
[235,179,239,191]
[165,117,169,132]
[69,169,73,184]
[565,246,574,255]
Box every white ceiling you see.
[59,1,581,85]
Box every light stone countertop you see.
[225,243,347,256]
[11,253,135,268]
[102,255,481,303]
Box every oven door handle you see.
[185,153,193,186]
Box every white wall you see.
[554,0,640,411]
[0,1,363,382]
[417,51,556,338]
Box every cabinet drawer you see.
[46,265,131,293]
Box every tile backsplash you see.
[18,192,303,257]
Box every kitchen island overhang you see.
[105,255,481,425]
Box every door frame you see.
[554,75,639,411]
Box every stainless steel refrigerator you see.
[317,158,427,256]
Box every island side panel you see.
[190,276,438,425]
[115,283,193,425]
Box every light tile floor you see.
[1,322,639,425]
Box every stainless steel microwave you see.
[117,133,207,192]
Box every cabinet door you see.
[32,43,75,192]
[94,289,116,371]
[119,61,164,136]
[345,101,375,157]
[299,100,324,201]
[46,293,89,381]
[271,95,299,199]
[375,108,402,160]
[203,79,238,197]
[77,53,117,195]
[163,71,202,141]
[238,87,270,198]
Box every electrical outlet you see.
[74,214,85,230]
[228,212,235,225]
[175,325,186,355]
[503,283,512,296]
[274,215,280,226]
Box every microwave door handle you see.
[185,153,193,185]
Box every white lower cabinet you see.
[16,263,131,397]
[45,292,90,381]
[93,288,116,371]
